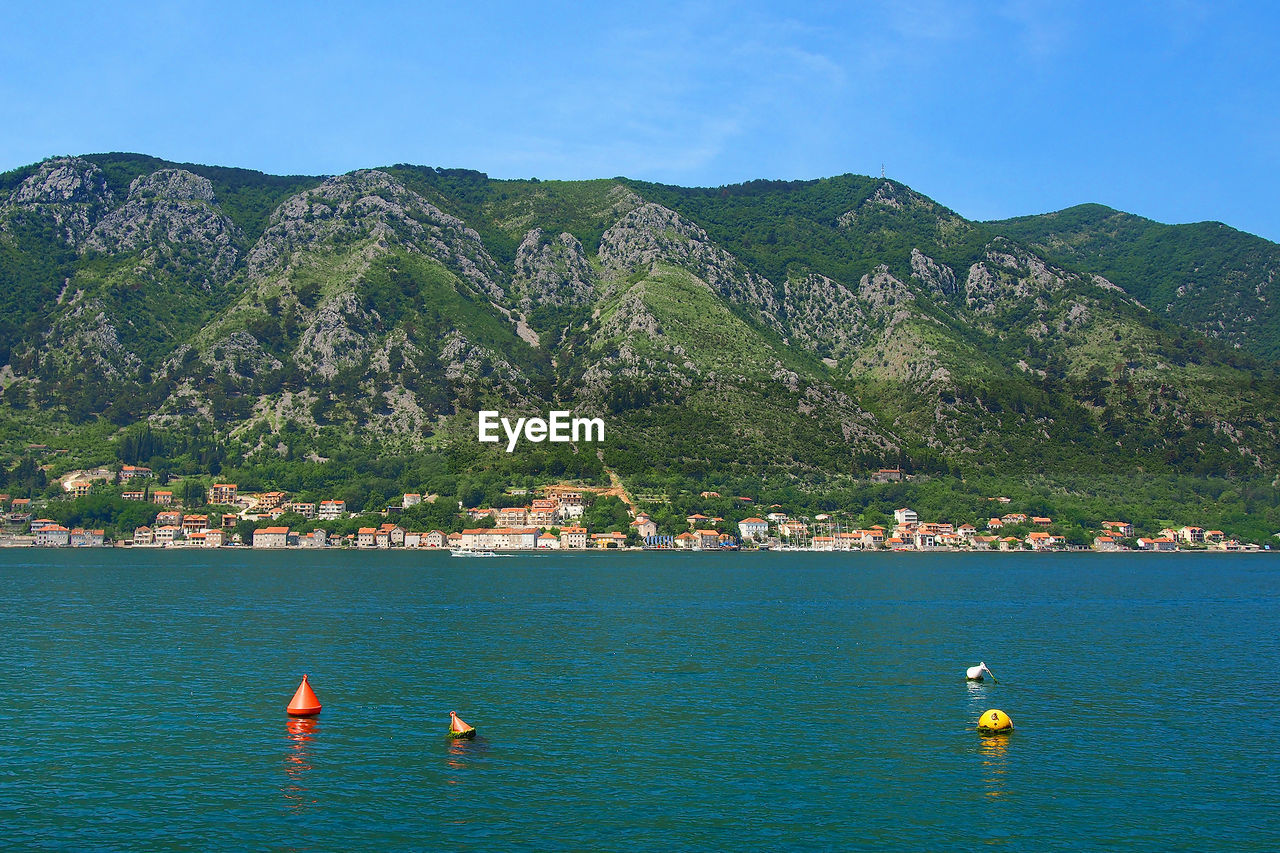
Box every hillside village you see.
[0,465,1262,552]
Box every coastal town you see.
[0,464,1264,552]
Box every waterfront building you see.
[181,514,209,534]
[695,529,721,550]
[69,528,104,547]
[1177,526,1205,544]
[34,524,71,547]
[559,526,588,550]
[591,532,626,549]
[296,529,325,549]
[377,523,405,547]
[253,526,290,548]
[631,514,658,539]
[1094,535,1121,551]
[737,517,768,541]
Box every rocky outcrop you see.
[512,228,596,310]
[86,169,242,289]
[1,157,114,246]
[965,239,1067,314]
[778,272,867,359]
[858,265,915,313]
[247,170,504,300]
[201,331,284,380]
[439,331,529,395]
[597,202,782,328]
[837,182,919,226]
[910,248,958,296]
[598,283,663,339]
[291,291,377,379]
[41,293,142,378]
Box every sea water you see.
[0,550,1276,851]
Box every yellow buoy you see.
[978,708,1013,734]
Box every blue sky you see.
[3,1,1278,240]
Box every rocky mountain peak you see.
[85,168,242,288]
[597,202,782,325]
[1,156,114,245]
[246,169,505,300]
[126,168,217,202]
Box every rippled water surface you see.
[1,550,1277,850]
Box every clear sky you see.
[3,1,1277,241]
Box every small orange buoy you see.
[286,674,322,717]
[448,710,476,739]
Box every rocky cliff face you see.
[3,153,1278,478]
[86,169,242,289]
[247,169,505,300]
[1,157,114,246]
[512,228,596,310]
[598,202,783,327]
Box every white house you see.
[737,517,769,541]
[34,524,71,546]
[894,508,918,527]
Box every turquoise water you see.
[1,550,1277,850]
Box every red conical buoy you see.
[448,710,476,739]
[286,674,322,717]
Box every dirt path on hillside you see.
[540,453,636,515]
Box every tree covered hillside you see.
[0,153,1278,533]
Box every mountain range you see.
[2,153,1279,519]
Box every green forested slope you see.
[989,203,1280,360]
[0,153,1278,538]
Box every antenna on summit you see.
[881,163,886,179]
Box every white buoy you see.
[966,661,997,682]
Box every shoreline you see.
[0,540,1269,555]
